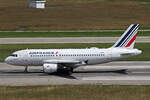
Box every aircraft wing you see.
[43,59,80,64]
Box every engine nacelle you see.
[43,63,58,73]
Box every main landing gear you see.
[57,67,74,75]
[66,67,74,75]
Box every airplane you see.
[5,24,142,75]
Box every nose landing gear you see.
[24,66,28,73]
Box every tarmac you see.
[0,61,150,86]
[0,36,150,44]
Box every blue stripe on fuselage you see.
[115,24,137,47]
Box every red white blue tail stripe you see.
[113,24,139,48]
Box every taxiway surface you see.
[0,37,150,44]
[0,61,150,86]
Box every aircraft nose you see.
[5,57,9,63]
[5,57,11,64]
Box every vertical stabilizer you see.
[112,24,139,49]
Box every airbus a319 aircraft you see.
[5,24,142,75]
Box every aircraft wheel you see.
[65,70,72,75]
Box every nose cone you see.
[5,56,20,66]
[5,57,10,64]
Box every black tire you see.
[57,66,74,75]
[65,70,72,75]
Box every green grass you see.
[141,4,150,7]
[137,0,150,2]
[0,85,150,100]
[0,43,149,62]
[0,31,150,37]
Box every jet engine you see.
[43,63,73,74]
[43,63,58,73]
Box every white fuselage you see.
[5,47,142,67]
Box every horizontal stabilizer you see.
[120,53,134,56]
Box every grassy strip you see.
[0,85,150,100]
[0,43,149,62]
[137,0,150,2]
[0,31,150,38]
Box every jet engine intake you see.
[43,63,58,73]
[43,63,73,75]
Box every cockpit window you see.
[11,54,18,57]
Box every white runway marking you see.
[0,37,150,44]
[131,72,150,74]
[82,76,150,81]
[0,30,150,32]
[82,65,150,70]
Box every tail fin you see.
[112,24,139,49]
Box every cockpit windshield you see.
[11,54,18,57]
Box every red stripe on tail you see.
[125,34,136,47]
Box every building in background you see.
[29,0,46,8]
